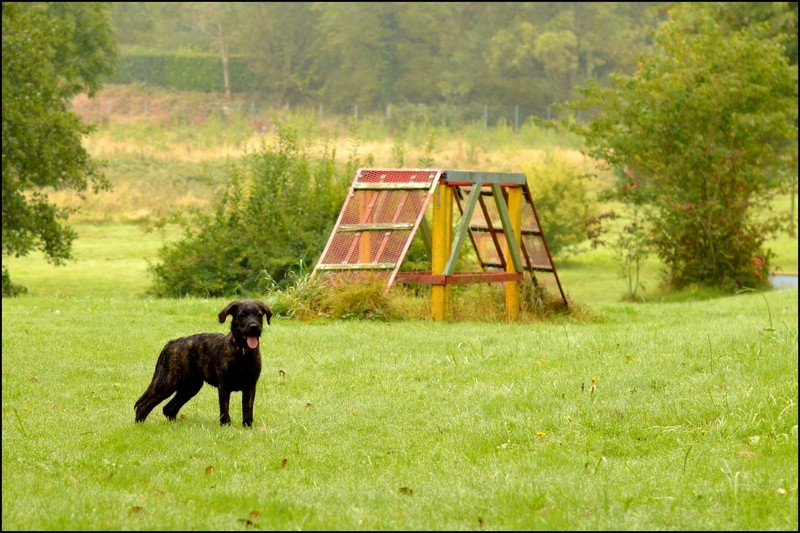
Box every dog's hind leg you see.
[162,379,203,420]
[134,381,176,422]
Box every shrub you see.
[524,151,599,258]
[147,126,354,297]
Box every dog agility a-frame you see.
[312,168,567,320]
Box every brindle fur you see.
[134,300,272,426]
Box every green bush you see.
[524,151,599,257]
[147,126,354,297]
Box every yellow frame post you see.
[505,186,522,321]
[431,183,452,320]
[358,191,372,263]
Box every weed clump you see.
[266,273,402,321]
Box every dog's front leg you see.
[217,387,232,425]
[241,386,256,427]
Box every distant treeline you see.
[110,2,670,117]
[110,2,797,119]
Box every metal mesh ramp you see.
[314,168,442,287]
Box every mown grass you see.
[2,219,798,530]
[2,289,797,530]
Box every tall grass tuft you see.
[265,272,403,321]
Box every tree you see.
[235,2,318,107]
[313,2,398,111]
[566,2,798,290]
[2,2,117,295]
[534,29,579,105]
[180,2,243,101]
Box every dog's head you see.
[218,300,272,351]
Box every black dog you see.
[134,300,272,426]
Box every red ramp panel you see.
[313,168,443,289]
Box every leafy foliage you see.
[148,126,354,297]
[565,2,798,289]
[524,152,600,257]
[2,2,117,288]
[2,265,26,297]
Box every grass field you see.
[2,89,798,529]
[2,292,798,530]
[2,221,797,530]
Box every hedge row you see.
[109,52,262,93]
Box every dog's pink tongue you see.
[247,336,259,350]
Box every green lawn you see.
[2,222,797,530]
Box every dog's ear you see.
[218,301,239,323]
[257,301,272,326]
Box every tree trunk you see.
[218,22,231,101]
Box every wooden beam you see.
[430,184,452,320]
[353,182,431,190]
[443,170,527,185]
[395,271,523,285]
[490,183,524,274]
[444,184,482,276]
[505,186,522,321]
[338,223,415,232]
[315,263,396,271]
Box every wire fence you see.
[76,92,571,133]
